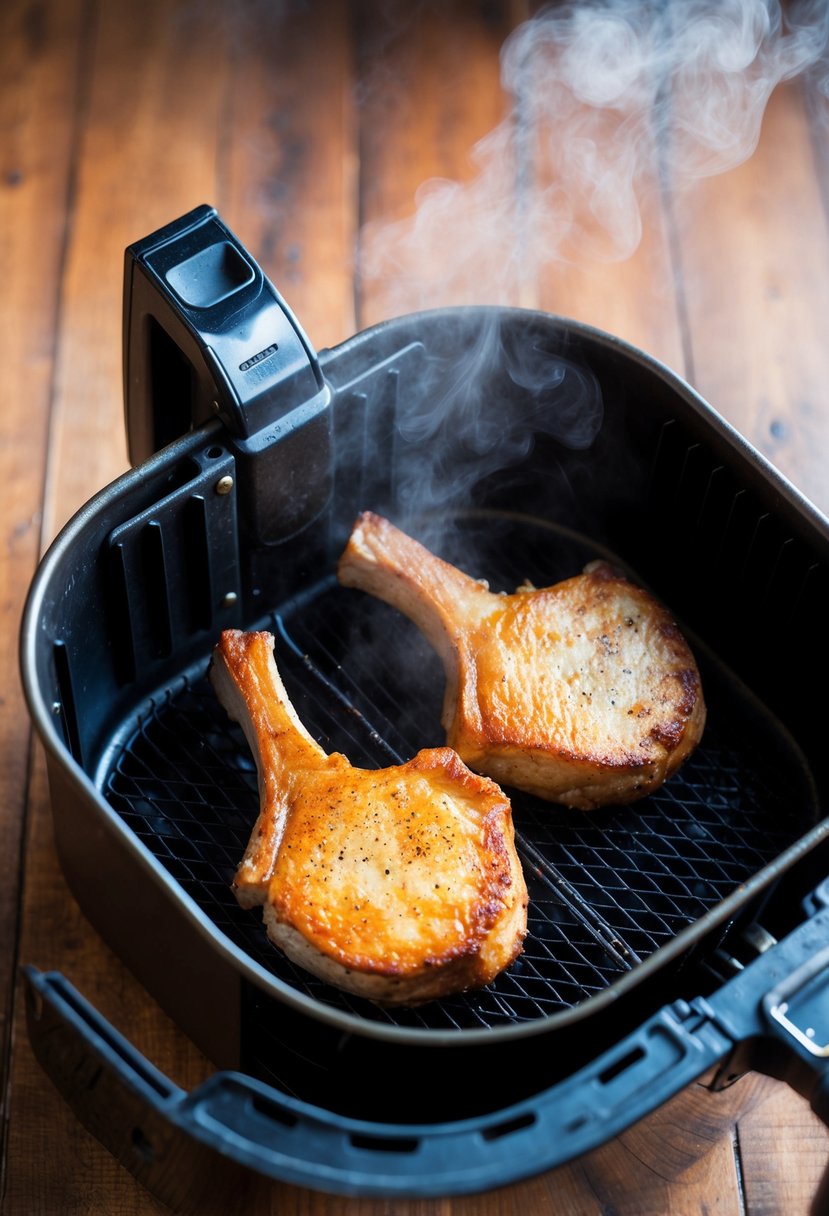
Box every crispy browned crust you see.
[210,630,528,1005]
[338,513,706,810]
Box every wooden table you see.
[2,1,828,1211]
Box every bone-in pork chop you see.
[337,513,705,811]
[210,630,528,1005]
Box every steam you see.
[348,0,829,530]
[359,0,829,314]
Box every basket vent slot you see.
[598,1044,646,1085]
[348,1132,420,1154]
[140,521,173,655]
[106,448,241,682]
[481,1111,537,1142]
[52,640,83,763]
[249,1091,298,1130]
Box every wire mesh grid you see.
[103,514,817,1031]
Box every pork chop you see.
[337,512,706,810]
[210,629,528,1005]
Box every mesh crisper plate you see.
[101,513,818,1032]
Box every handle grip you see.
[22,901,829,1207]
[22,967,731,1204]
[123,204,325,460]
[122,206,332,544]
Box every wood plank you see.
[4,0,359,1211]
[675,80,829,515]
[14,0,235,1061]
[0,0,87,1131]
[4,0,229,1186]
[356,1,685,421]
[518,6,686,368]
[40,0,233,545]
[737,1080,828,1216]
[4,2,828,1213]
[804,59,829,228]
[218,0,357,350]
[536,1133,743,1216]
[355,0,527,327]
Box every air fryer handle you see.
[123,204,327,463]
[123,206,333,545]
[17,899,826,1201]
[21,967,732,1206]
[22,904,829,1207]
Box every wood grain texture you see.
[0,0,88,1154]
[218,0,357,349]
[41,0,232,543]
[355,0,526,324]
[2,2,828,1214]
[737,1082,828,1216]
[522,4,687,368]
[675,80,829,515]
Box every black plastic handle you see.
[123,206,333,545]
[22,897,829,1208]
[124,204,326,461]
[22,967,731,1204]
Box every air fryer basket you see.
[20,206,829,1200]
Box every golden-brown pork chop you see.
[337,513,706,810]
[210,630,527,1005]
